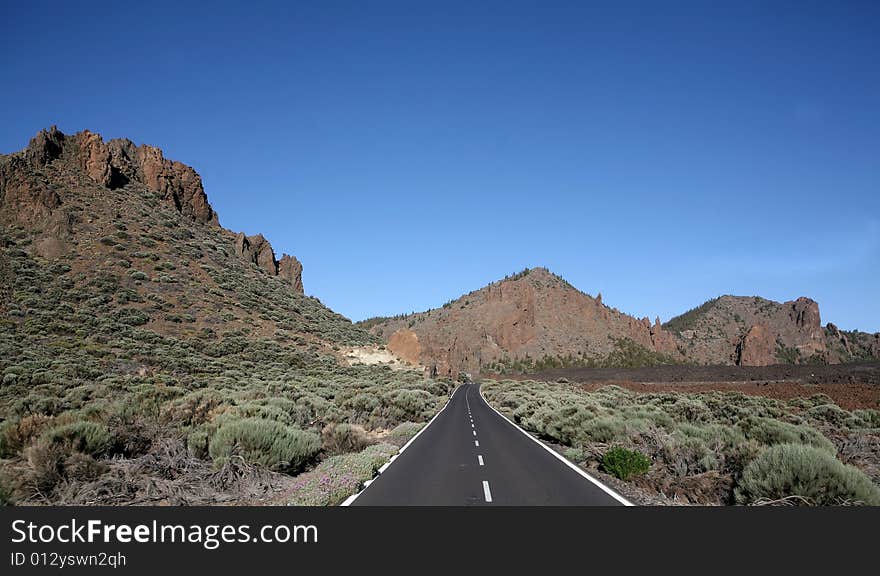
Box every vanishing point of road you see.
[348,382,630,506]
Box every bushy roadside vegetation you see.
[482,380,880,505]
[0,226,452,505]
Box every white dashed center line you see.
[474,440,479,447]
[478,455,484,466]
[472,430,476,436]
[482,481,492,503]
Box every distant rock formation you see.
[368,270,880,374]
[371,267,684,376]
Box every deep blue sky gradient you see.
[2,1,878,330]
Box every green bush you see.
[735,444,880,505]
[42,421,113,457]
[208,418,320,473]
[602,446,651,481]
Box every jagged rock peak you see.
[26,125,66,165]
[23,126,217,225]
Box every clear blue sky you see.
[2,1,878,331]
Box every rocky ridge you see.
[364,269,880,375]
[1,126,301,291]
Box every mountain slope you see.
[0,127,449,505]
[363,268,683,376]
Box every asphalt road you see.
[350,382,629,506]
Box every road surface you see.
[350,382,630,506]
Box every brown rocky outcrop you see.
[0,129,69,255]
[663,295,833,366]
[234,232,304,293]
[2,128,308,283]
[0,158,62,228]
[387,328,421,365]
[25,126,66,166]
[736,323,777,366]
[6,127,218,226]
[278,254,304,293]
[235,233,277,275]
[75,130,113,186]
[134,144,216,225]
[789,297,821,330]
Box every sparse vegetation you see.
[663,298,720,334]
[0,218,451,505]
[485,337,680,374]
[483,379,880,505]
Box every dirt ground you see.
[503,362,880,410]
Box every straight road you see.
[349,382,630,506]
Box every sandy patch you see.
[344,346,422,372]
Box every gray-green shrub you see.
[208,418,320,472]
[741,417,835,454]
[735,444,880,505]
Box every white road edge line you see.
[478,385,634,506]
[340,384,463,506]
[482,481,492,503]
[478,455,484,466]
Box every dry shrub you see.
[24,439,68,494]
[0,414,53,457]
[321,423,371,455]
[634,469,734,504]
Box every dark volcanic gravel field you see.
[497,362,880,410]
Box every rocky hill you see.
[665,296,880,365]
[364,269,880,375]
[0,127,345,344]
[0,127,449,505]
[363,268,683,377]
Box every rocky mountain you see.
[364,269,880,375]
[0,127,452,506]
[1,126,304,294]
[363,268,683,377]
[665,296,880,366]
